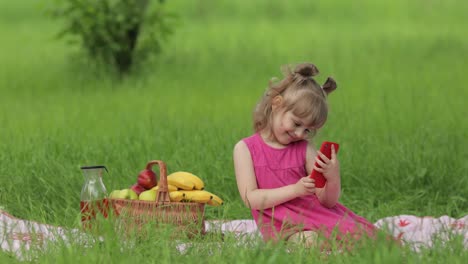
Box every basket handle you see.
[147,160,171,204]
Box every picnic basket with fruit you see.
[107,160,223,236]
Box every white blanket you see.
[1,209,467,260]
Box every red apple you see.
[130,183,146,195]
[137,161,159,189]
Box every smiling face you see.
[270,109,315,145]
[260,82,329,146]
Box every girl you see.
[233,62,375,249]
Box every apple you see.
[137,172,157,190]
[111,189,138,200]
[139,189,157,201]
[109,190,122,199]
[137,161,159,189]
[122,189,138,200]
[131,183,146,195]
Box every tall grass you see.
[0,0,467,262]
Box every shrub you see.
[49,0,176,74]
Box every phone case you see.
[309,141,340,188]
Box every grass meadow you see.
[0,0,467,262]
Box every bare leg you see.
[286,231,318,248]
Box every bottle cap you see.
[80,165,108,172]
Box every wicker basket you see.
[108,160,205,237]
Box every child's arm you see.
[306,143,341,208]
[234,141,313,210]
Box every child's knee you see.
[287,231,318,248]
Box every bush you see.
[49,0,176,74]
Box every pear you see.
[110,189,138,200]
[109,190,121,199]
[139,189,157,201]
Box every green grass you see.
[0,0,467,262]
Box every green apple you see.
[122,189,138,200]
[139,189,157,201]
[111,189,138,200]
[109,190,122,199]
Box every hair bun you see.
[322,77,337,94]
[294,63,319,78]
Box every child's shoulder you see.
[234,133,256,150]
[233,134,259,161]
[237,133,259,145]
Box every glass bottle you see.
[80,165,109,230]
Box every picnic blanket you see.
[204,216,468,252]
[1,209,467,260]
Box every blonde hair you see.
[253,62,337,138]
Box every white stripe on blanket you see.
[1,209,467,260]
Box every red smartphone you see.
[309,141,340,188]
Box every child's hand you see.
[313,144,340,183]
[294,177,316,197]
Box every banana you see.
[151,184,178,192]
[207,192,224,206]
[167,174,195,190]
[169,191,185,202]
[167,171,205,190]
[179,190,212,203]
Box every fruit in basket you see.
[167,174,195,190]
[167,171,205,190]
[151,184,178,192]
[137,161,159,189]
[131,183,146,195]
[122,189,139,200]
[139,189,157,201]
[166,171,207,190]
[109,190,121,199]
[109,189,138,200]
[207,193,224,206]
[179,190,212,203]
[169,191,185,202]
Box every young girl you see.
[233,62,375,248]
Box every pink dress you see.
[243,133,375,242]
